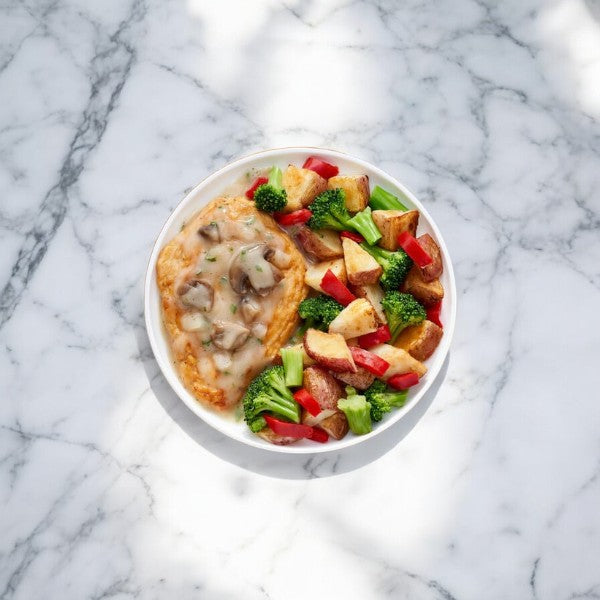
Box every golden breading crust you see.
[156,196,307,410]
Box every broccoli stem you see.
[337,392,372,435]
[268,165,283,190]
[347,206,382,245]
[369,185,408,211]
[280,347,304,387]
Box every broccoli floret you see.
[337,386,372,435]
[364,379,408,422]
[381,291,426,342]
[298,294,344,333]
[361,244,413,290]
[243,366,300,432]
[308,189,381,245]
[254,166,287,213]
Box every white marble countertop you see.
[2,0,600,598]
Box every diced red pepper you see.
[340,230,364,243]
[274,209,312,226]
[245,176,268,199]
[349,346,390,377]
[397,231,433,267]
[320,269,356,306]
[307,427,329,443]
[264,415,313,438]
[302,156,339,179]
[387,372,420,390]
[358,324,392,349]
[293,389,321,417]
[426,300,443,328]
[263,415,328,443]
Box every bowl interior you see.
[144,148,456,453]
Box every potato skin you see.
[282,165,327,212]
[332,367,375,390]
[328,175,370,212]
[372,209,419,251]
[317,411,349,440]
[257,428,299,445]
[394,320,443,361]
[342,237,382,285]
[304,329,357,373]
[303,366,344,410]
[417,234,443,282]
[296,227,343,260]
[402,266,444,307]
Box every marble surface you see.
[1,0,599,598]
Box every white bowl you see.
[144,147,456,453]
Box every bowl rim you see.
[144,146,457,454]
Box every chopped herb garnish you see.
[220,275,228,284]
[223,370,231,375]
[202,340,212,348]
[180,221,186,231]
[245,216,255,225]
[228,246,233,252]
[206,256,217,262]
[196,270,203,276]
[210,221,217,226]
[230,304,237,314]
[255,338,263,344]
[255,265,263,272]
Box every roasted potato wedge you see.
[372,209,419,251]
[417,233,443,282]
[402,266,444,307]
[328,298,378,339]
[327,175,370,212]
[304,258,347,292]
[282,165,327,212]
[304,329,356,373]
[303,366,344,410]
[394,320,443,361]
[342,237,382,285]
[332,367,375,390]
[370,343,427,378]
[351,283,387,324]
[296,227,343,260]
[317,411,349,440]
[301,408,349,440]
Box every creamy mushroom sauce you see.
[172,171,292,406]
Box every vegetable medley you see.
[243,156,445,444]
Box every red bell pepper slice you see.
[293,389,321,417]
[307,427,329,443]
[245,176,268,199]
[340,230,364,243]
[426,300,443,328]
[387,372,420,390]
[274,209,312,226]
[358,324,392,349]
[349,346,390,377]
[264,415,313,438]
[302,156,339,179]
[263,415,328,443]
[397,231,433,267]
[320,269,356,306]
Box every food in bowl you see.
[156,155,446,445]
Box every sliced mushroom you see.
[211,321,250,350]
[178,279,214,311]
[229,244,277,296]
[269,248,291,269]
[213,351,232,371]
[198,222,220,242]
[240,296,260,322]
[180,311,209,332]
